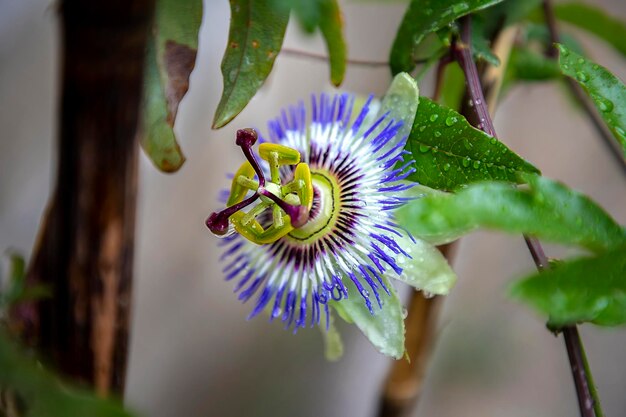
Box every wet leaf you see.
[375,72,420,142]
[0,331,134,417]
[554,2,626,57]
[396,174,626,253]
[395,236,457,294]
[141,0,202,172]
[331,276,405,359]
[402,97,539,190]
[212,0,289,128]
[557,44,626,157]
[390,0,505,75]
[510,245,626,327]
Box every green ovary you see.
[287,170,342,244]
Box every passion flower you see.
[207,74,456,357]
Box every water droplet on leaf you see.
[575,71,589,82]
[445,116,458,126]
[429,114,439,122]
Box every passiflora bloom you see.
[206,74,456,358]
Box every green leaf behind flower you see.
[141,0,202,172]
[396,174,626,253]
[331,276,405,359]
[557,44,626,157]
[395,235,457,295]
[390,0,505,75]
[554,2,626,58]
[212,0,289,128]
[403,97,539,190]
[510,245,626,327]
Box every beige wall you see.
[1,1,625,416]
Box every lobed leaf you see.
[510,245,626,327]
[396,174,626,253]
[554,2,626,58]
[331,275,405,359]
[403,97,539,190]
[141,0,202,172]
[212,0,289,129]
[557,44,626,157]
[390,0,505,75]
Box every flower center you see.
[206,128,314,245]
[287,171,341,244]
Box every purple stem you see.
[454,15,597,417]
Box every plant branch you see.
[454,15,600,417]
[542,0,626,175]
[280,47,428,68]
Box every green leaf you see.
[0,331,134,417]
[557,44,626,157]
[140,0,202,172]
[396,174,626,253]
[318,0,347,86]
[439,62,466,110]
[320,312,344,361]
[507,47,561,81]
[396,236,457,294]
[471,17,500,67]
[510,245,626,327]
[376,72,420,141]
[390,0,505,74]
[477,0,543,38]
[402,97,539,190]
[331,276,405,359]
[554,2,626,58]
[212,0,289,128]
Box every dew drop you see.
[360,289,370,298]
[577,58,585,64]
[434,130,442,138]
[423,291,435,299]
[419,144,430,153]
[463,140,473,150]
[557,44,569,56]
[452,3,469,13]
[592,95,614,113]
[462,157,471,167]
[472,160,481,169]
[429,114,439,122]
[419,125,427,132]
[615,126,626,139]
[575,71,589,82]
[402,307,408,319]
[445,116,458,126]
[490,138,497,144]
[443,163,451,171]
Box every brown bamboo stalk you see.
[17,0,155,397]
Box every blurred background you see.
[1,0,625,416]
